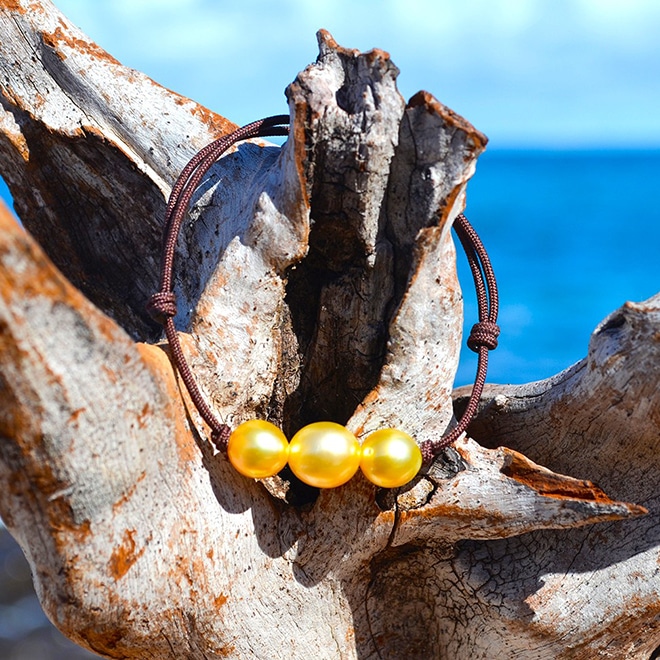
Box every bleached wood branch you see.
[446,295,660,657]
[0,1,653,658]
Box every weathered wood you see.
[0,1,655,658]
[447,295,660,657]
[0,0,236,340]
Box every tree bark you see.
[0,1,655,658]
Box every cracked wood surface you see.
[0,1,655,658]
[447,295,660,657]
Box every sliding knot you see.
[146,291,178,324]
[211,425,231,454]
[467,321,500,352]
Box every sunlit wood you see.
[0,2,655,658]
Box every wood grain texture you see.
[0,2,654,658]
[448,295,660,657]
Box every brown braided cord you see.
[147,115,289,451]
[147,116,500,466]
[419,213,500,464]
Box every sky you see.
[52,0,660,148]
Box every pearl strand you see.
[227,420,422,489]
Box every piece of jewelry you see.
[147,115,499,489]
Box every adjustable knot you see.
[211,425,231,454]
[146,291,178,324]
[467,321,500,352]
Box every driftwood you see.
[0,1,657,658]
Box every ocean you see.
[1,150,658,387]
[458,149,660,385]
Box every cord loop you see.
[148,116,501,477]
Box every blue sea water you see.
[1,150,658,386]
[457,149,660,385]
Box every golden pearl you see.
[288,422,361,488]
[227,420,289,479]
[360,428,422,488]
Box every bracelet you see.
[147,115,499,490]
